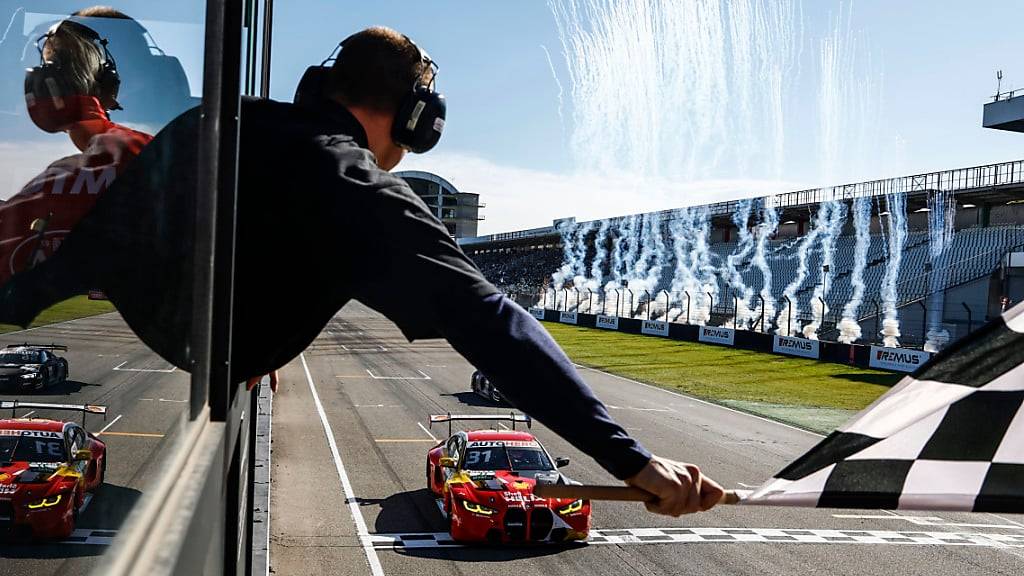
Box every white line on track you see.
[301,353,385,576]
[112,361,176,373]
[832,514,1024,531]
[97,414,123,434]
[417,422,438,442]
[368,527,1024,550]
[365,368,430,380]
[573,364,824,438]
[20,410,35,417]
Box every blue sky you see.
[235,2,1024,233]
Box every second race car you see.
[426,413,590,544]
[0,344,69,391]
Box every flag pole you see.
[533,484,749,505]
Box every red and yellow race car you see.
[426,413,591,544]
[0,401,108,539]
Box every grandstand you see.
[461,160,1024,350]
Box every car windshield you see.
[0,434,66,463]
[0,352,39,364]
[463,445,553,472]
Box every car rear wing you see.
[429,412,531,437]
[1,342,68,351]
[0,401,107,427]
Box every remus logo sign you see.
[559,311,578,325]
[869,346,930,372]
[641,319,669,337]
[772,335,820,359]
[529,308,545,320]
[698,326,734,346]
[596,315,619,330]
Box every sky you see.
[6,2,1021,235]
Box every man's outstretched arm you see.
[347,177,724,514]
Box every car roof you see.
[465,430,536,443]
[0,346,40,353]
[0,419,66,432]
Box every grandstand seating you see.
[470,224,1024,341]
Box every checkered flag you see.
[743,302,1024,512]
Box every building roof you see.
[394,170,460,194]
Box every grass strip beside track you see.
[542,322,902,434]
[0,295,115,334]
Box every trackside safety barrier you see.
[529,308,931,374]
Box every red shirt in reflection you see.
[0,95,153,288]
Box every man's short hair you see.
[72,6,132,19]
[327,26,426,115]
[42,23,104,97]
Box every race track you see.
[0,313,190,575]
[271,302,1024,576]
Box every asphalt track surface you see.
[0,313,190,575]
[271,302,1024,576]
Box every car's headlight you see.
[20,372,38,379]
[557,499,584,515]
[26,494,62,509]
[460,499,497,516]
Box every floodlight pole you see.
[733,294,739,329]
[587,289,594,314]
[707,292,714,323]
[661,290,670,321]
[625,288,634,318]
[561,288,568,311]
[872,298,881,345]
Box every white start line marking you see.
[365,369,431,381]
[367,527,1024,550]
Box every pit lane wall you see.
[528,308,930,374]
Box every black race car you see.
[0,344,69,391]
[470,370,507,405]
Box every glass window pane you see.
[0,1,208,565]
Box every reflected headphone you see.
[294,33,446,154]
[24,19,121,133]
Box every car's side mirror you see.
[73,449,91,462]
[555,457,570,468]
[439,456,457,469]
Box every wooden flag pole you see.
[533,484,749,505]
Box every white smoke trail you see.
[628,212,667,318]
[802,200,848,339]
[775,206,826,336]
[539,44,566,136]
[837,196,872,343]
[724,199,756,329]
[667,208,699,323]
[924,188,957,351]
[580,219,612,311]
[547,0,800,181]
[751,197,780,331]
[879,186,907,347]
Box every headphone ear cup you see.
[97,63,121,110]
[391,86,446,154]
[24,63,80,133]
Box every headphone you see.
[294,33,446,154]
[24,18,121,133]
